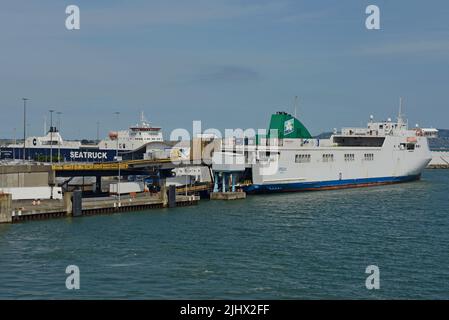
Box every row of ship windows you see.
[295,153,375,163]
[134,138,158,141]
[117,138,156,141]
[399,143,416,151]
[104,138,159,149]
[105,143,129,149]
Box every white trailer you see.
[109,182,145,195]
[0,187,63,200]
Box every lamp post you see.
[114,112,120,158]
[96,121,100,143]
[114,112,121,207]
[13,128,16,160]
[22,98,28,162]
[185,173,188,196]
[49,109,55,164]
[57,111,62,162]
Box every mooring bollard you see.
[0,193,13,224]
[72,190,82,217]
[168,185,176,208]
[64,192,73,216]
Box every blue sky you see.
[1,0,448,139]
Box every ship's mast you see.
[140,110,151,127]
[398,96,404,127]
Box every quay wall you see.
[1,192,198,224]
[428,151,449,169]
[0,164,54,188]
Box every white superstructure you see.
[0,112,163,162]
[98,112,163,151]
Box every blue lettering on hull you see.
[0,147,118,162]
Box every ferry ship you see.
[215,108,435,194]
[0,113,163,162]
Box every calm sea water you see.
[0,170,448,299]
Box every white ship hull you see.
[214,111,434,194]
[246,136,431,193]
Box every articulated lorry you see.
[0,187,63,200]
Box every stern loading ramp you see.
[51,158,212,195]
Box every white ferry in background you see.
[214,106,436,193]
[0,113,163,162]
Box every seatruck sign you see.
[70,151,109,160]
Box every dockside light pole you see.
[114,112,120,158]
[114,112,121,206]
[185,172,188,196]
[57,111,62,162]
[49,109,55,164]
[22,98,28,162]
[13,128,16,161]
[96,121,100,143]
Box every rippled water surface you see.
[0,170,448,299]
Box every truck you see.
[0,187,63,200]
[109,182,146,195]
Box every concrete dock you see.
[0,161,205,224]
[428,151,449,169]
[1,192,199,223]
[210,192,246,200]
